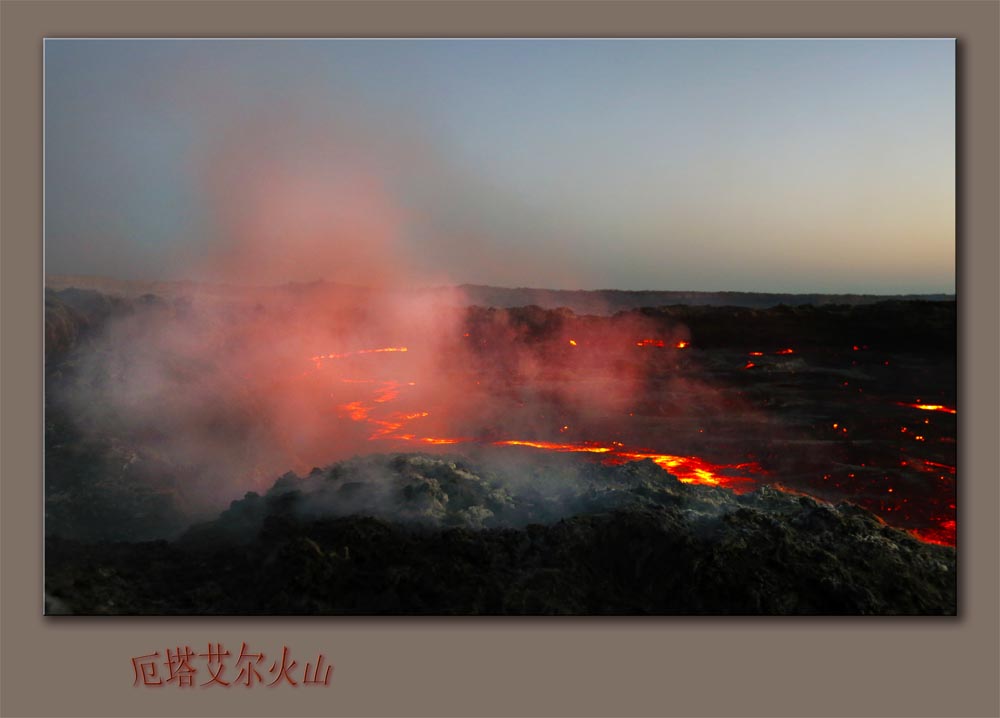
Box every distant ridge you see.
[456,284,954,313]
[46,275,954,314]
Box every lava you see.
[301,343,953,546]
[900,402,957,414]
[909,521,956,546]
[310,346,408,366]
[338,400,370,422]
[920,460,956,474]
[312,347,763,490]
[493,440,760,489]
[493,439,613,454]
[634,338,687,349]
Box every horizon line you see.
[43,273,957,298]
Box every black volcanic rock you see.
[45,454,956,615]
[455,284,954,314]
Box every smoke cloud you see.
[49,96,767,530]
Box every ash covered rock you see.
[46,453,956,615]
[202,454,521,536]
[184,453,703,541]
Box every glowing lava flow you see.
[311,348,762,491]
[482,440,760,490]
[899,402,957,415]
[635,339,689,349]
[493,439,612,454]
[909,521,956,547]
[303,345,952,546]
[919,459,956,474]
[602,447,760,489]
[311,346,407,367]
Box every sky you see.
[45,39,955,293]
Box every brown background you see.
[2,2,997,716]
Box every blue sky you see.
[45,39,955,293]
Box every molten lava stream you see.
[310,346,954,547]
[493,439,761,491]
[898,402,956,415]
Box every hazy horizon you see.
[44,271,957,298]
[45,39,955,294]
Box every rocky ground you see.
[43,287,957,615]
[45,453,956,615]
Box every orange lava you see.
[311,346,408,366]
[492,439,761,490]
[493,439,613,454]
[900,402,956,414]
[307,344,953,547]
[324,356,763,492]
[909,520,956,546]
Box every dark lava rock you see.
[45,453,956,616]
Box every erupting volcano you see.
[43,283,958,615]
[41,38,958,619]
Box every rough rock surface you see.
[45,454,956,615]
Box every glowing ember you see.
[744,362,756,369]
[748,351,764,357]
[775,348,794,355]
[568,339,578,346]
[676,341,689,349]
[635,339,666,348]
[920,460,956,474]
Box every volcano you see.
[43,282,957,614]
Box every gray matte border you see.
[3,2,997,717]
